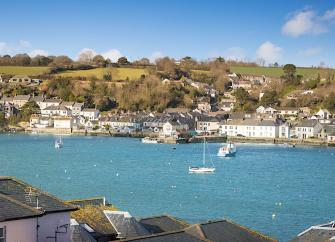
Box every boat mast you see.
[203,137,206,166]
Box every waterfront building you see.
[162,120,189,137]
[80,108,100,120]
[294,120,323,139]
[195,116,221,134]
[53,116,73,129]
[0,176,77,242]
[220,119,281,138]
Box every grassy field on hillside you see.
[194,66,335,79]
[230,66,335,79]
[58,67,147,80]
[0,66,50,75]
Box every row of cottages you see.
[99,115,141,131]
[256,106,301,116]
[220,119,290,138]
[162,120,189,137]
[0,176,77,242]
[0,95,31,108]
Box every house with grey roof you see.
[220,118,287,138]
[294,119,323,139]
[8,75,32,84]
[12,94,31,108]
[0,176,77,242]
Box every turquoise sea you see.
[0,134,334,241]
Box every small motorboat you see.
[141,137,160,144]
[55,137,63,149]
[217,142,236,157]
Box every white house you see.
[162,120,189,137]
[220,102,235,112]
[53,116,73,129]
[294,120,323,139]
[39,99,62,110]
[197,102,211,113]
[256,106,266,114]
[71,102,84,116]
[41,105,71,117]
[8,75,32,85]
[220,119,280,138]
[80,108,100,120]
[196,116,221,134]
[0,176,77,242]
[315,109,332,120]
[30,115,53,128]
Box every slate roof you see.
[13,95,31,101]
[68,196,107,208]
[70,219,97,242]
[185,219,276,242]
[297,119,318,127]
[0,193,43,222]
[31,96,45,102]
[226,119,279,127]
[44,98,62,103]
[104,211,150,239]
[118,230,208,242]
[0,176,76,217]
[139,215,189,234]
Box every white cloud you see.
[282,10,327,37]
[0,40,33,55]
[256,41,282,63]
[225,47,245,60]
[322,8,335,21]
[102,49,123,62]
[29,49,49,57]
[298,47,321,57]
[149,51,164,63]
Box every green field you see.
[193,66,335,79]
[230,66,335,79]
[58,67,148,80]
[0,66,50,75]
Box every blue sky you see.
[0,0,335,67]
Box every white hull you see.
[217,143,236,157]
[189,166,215,173]
[141,137,159,144]
[55,142,63,149]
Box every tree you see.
[180,56,197,73]
[323,92,335,111]
[51,55,73,68]
[260,90,279,107]
[233,88,256,110]
[117,57,130,65]
[0,112,7,129]
[12,54,31,66]
[20,101,40,121]
[31,55,52,66]
[78,49,96,63]
[92,55,106,67]
[283,64,296,76]
[133,58,150,66]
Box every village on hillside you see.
[0,69,334,145]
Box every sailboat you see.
[55,137,63,149]
[189,138,215,173]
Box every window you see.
[0,227,6,242]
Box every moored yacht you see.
[217,142,236,157]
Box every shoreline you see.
[2,128,335,147]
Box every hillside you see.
[57,67,148,80]
[193,66,335,79]
[0,66,50,76]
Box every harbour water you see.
[1,134,334,241]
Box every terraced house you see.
[0,176,77,242]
